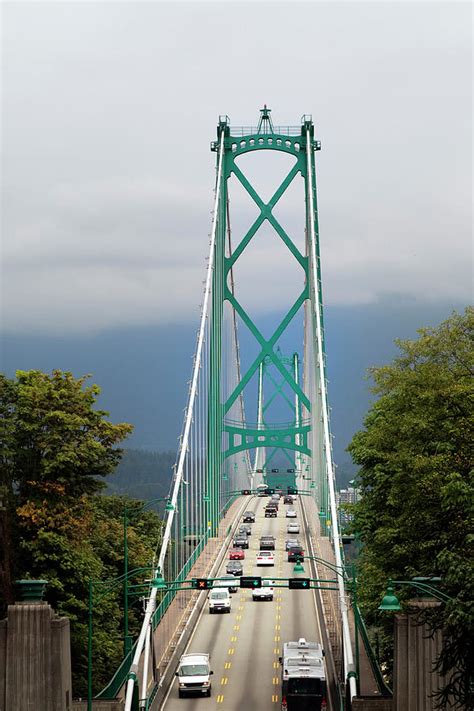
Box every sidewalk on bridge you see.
[303,497,381,697]
[153,495,247,676]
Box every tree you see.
[0,370,133,607]
[0,370,169,696]
[348,308,473,709]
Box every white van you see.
[208,588,231,614]
[176,652,213,697]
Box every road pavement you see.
[162,495,324,710]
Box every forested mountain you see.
[106,448,175,503]
[2,301,465,476]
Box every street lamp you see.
[379,577,451,611]
[293,554,360,694]
[378,585,401,611]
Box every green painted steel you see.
[209,107,329,522]
[210,112,315,486]
[225,422,311,458]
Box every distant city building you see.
[337,487,358,505]
[337,487,358,529]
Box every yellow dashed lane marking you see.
[272,694,279,702]
[273,647,280,654]
[274,635,281,642]
[224,661,232,669]
[236,614,242,620]
[220,677,228,685]
[273,677,279,685]
[216,694,225,703]
[275,613,281,620]
[275,624,281,630]
[273,661,279,668]
[231,635,237,642]
[228,648,235,655]
[233,624,240,631]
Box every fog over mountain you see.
[1,298,466,486]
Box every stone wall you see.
[394,601,446,711]
[0,602,72,711]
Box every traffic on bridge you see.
[163,492,327,710]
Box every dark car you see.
[259,536,276,550]
[239,524,252,536]
[287,545,304,562]
[283,495,294,505]
[243,511,255,523]
[265,507,277,518]
[217,574,238,593]
[233,536,249,549]
[285,537,300,551]
[226,560,243,576]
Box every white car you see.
[287,522,300,534]
[252,579,274,601]
[208,588,231,614]
[256,550,275,566]
[286,508,297,518]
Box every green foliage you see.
[348,308,473,708]
[2,370,133,500]
[0,370,165,696]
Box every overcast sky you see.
[2,1,472,336]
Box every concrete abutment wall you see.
[0,601,72,711]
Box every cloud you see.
[2,2,472,334]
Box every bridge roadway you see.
[162,495,325,710]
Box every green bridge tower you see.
[207,107,330,533]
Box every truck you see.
[176,652,213,698]
[279,638,327,710]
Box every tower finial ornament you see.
[257,105,274,134]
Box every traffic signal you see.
[240,576,262,589]
[192,578,213,590]
[266,488,275,495]
[286,468,295,473]
[287,487,298,495]
[241,489,251,495]
[256,469,264,473]
[271,468,279,473]
[289,578,310,590]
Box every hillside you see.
[106,448,175,504]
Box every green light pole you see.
[293,554,360,694]
[88,567,155,711]
[123,497,174,656]
[378,577,452,610]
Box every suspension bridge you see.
[91,108,385,711]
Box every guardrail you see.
[354,604,392,698]
[96,495,249,702]
[229,125,302,136]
